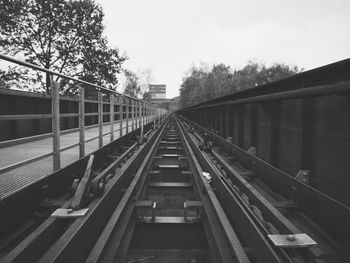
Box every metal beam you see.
[78,87,85,158]
[125,98,129,134]
[110,94,114,142]
[98,90,103,148]
[51,76,60,171]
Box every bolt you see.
[287,234,295,241]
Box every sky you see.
[98,0,350,98]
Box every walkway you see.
[0,117,154,199]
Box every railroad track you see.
[0,115,348,262]
[179,115,350,263]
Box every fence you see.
[0,54,167,174]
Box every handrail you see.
[0,53,167,175]
[0,53,152,105]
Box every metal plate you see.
[158,164,179,168]
[141,216,197,223]
[51,208,89,218]
[148,182,192,188]
[268,233,317,248]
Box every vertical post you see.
[136,100,139,129]
[78,86,85,158]
[131,99,135,131]
[134,100,137,129]
[119,96,123,138]
[135,100,138,129]
[110,93,114,142]
[139,101,142,128]
[153,107,156,126]
[158,108,160,124]
[98,90,103,148]
[143,103,146,126]
[146,104,149,124]
[51,75,60,171]
[126,98,129,134]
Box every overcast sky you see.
[98,0,350,98]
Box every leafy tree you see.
[123,69,141,98]
[137,68,154,95]
[123,68,153,99]
[143,92,152,101]
[0,0,126,94]
[180,66,207,107]
[180,61,302,107]
[233,61,302,90]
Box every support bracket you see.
[71,155,95,210]
[247,146,256,156]
[295,170,310,184]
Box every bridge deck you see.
[0,118,150,199]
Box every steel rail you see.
[90,128,154,186]
[0,123,154,241]
[37,121,164,263]
[181,115,350,247]
[1,116,300,263]
[7,115,250,263]
[207,148,324,259]
[180,119,324,262]
[85,122,168,263]
[0,123,161,263]
[178,117,286,263]
[84,116,250,263]
[175,116,250,263]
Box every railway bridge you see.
[0,55,350,263]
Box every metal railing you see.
[0,53,168,174]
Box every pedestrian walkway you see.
[0,117,154,199]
